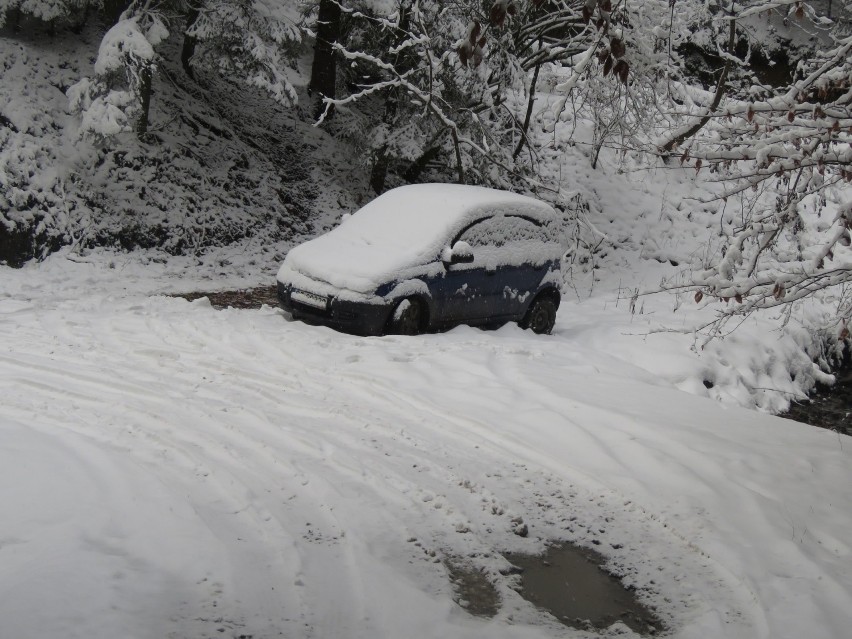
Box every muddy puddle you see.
[448,543,663,635]
[505,544,663,634]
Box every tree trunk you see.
[659,16,736,153]
[69,3,90,34]
[370,148,390,194]
[136,65,152,137]
[309,0,342,119]
[181,4,201,79]
[404,146,440,183]
[102,0,132,27]
[451,128,465,184]
[7,6,22,32]
[513,60,541,160]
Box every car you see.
[276,183,563,336]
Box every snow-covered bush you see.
[68,10,168,138]
[183,0,302,107]
[0,0,94,29]
[66,1,304,140]
[0,31,92,265]
[1,18,324,266]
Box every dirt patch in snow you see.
[783,365,852,436]
[444,558,501,618]
[173,285,279,310]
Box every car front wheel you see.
[521,296,557,335]
[387,298,424,335]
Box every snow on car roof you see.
[354,183,556,226]
[280,184,558,294]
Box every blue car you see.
[276,184,563,336]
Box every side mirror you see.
[442,241,474,265]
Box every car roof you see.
[354,184,557,230]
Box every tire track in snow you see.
[2,302,519,636]
[1,296,775,638]
[262,332,769,637]
[144,308,765,635]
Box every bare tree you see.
[656,2,852,340]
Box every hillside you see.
[2,14,848,412]
[1,21,374,266]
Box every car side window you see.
[502,216,544,245]
[452,215,546,269]
[458,217,510,248]
[458,215,544,248]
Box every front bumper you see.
[277,282,392,336]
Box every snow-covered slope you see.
[0,24,362,265]
[1,252,850,639]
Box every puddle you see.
[444,559,501,618]
[504,544,663,635]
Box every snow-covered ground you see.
[2,247,851,639]
[3,14,852,639]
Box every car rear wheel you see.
[387,298,424,335]
[521,296,557,335]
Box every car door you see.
[430,216,507,325]
[490,215,552,319]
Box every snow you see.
[77,90,135,137]
[1,24,333,260]
[2,249,851,639]
[94,17,158,76]
[279,184,560,295]
[3,10,852,639]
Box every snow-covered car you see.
[276,184,563,336]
